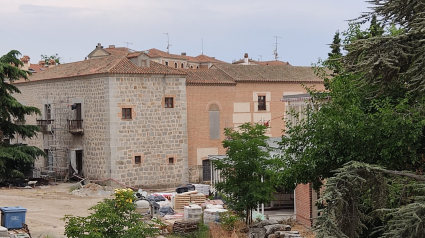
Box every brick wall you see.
[186,82,324,182]
[295,183,312,227]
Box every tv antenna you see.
[163,33,172,53]
[258,55,262,62]
[123,42,133,48]
[272,36,281,61]
[201,38,203,55]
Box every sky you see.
[0,0,371,66]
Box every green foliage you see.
[41,54,61,65]
[219,211,241,231]
[63,188,161,238]
[0,50,44,178]
[213,123,281,224]
[344,0,425,92]
[314,161,425,238]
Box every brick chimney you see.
[109,45,115,49]
[96,43,103,49]
[20,55,30,70]
[39,61,46,67]
[48,59,56,67]
[243,53,249,65]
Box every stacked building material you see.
[194,184,210,195]
[203,208,227,225]
[183,205,202,221]
[172,220,199,235]
[172,194,190,210]
[190,193,206,204]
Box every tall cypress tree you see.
[369,14,384,37]
[327,31,343,75]
[0,50,44,179]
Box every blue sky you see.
[0,0,371,66]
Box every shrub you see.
[63,188,161,238]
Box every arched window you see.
[209,104,220,139]
[181,63,184,68]
[174,62,178,68]
[196,65,199,69]
[190,65,193,69]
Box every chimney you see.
[96,43,103,49]
[48,59,56,67]
[20,55,30,70]
[109,45,115,49]
[243,53,249,65]
[181,52,186,56]
[39,61,46,67]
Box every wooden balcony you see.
[68,120,84,134]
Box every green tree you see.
[369,14,384,37]
[41,54,61,65]
[63,188,161,238]
[213,123,281,224]
[0,50,44,178]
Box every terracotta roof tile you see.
[195,54,225,63]
[213,63,323,83]
[28,63,47,73]
[146,48,188,60]
[14,55,185,83]
[232,59,290,66]
[104,47,132,55]
[184,69,235,85]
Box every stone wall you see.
[107,75,189,188]
[14,74,190,188]
[13,75,110,179]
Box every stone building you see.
[13,53,189,188]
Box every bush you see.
[63,188,162,238]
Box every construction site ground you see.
[0,182,106,238]
[0,182,314,238]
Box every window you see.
[181,63,184,68]
[209,104,220,140]
[190,65,193,69]
[174,62,178,68]
[45,104,51,120]
[165,97,174,108]
[169,157,174,164]
[135,156,141,164]
[196,66,199,69]
[258,96,266,111]
[122,108,132,119]
[165,61,169,66]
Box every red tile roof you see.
[146,48,188,60]
[28,63,47,73]
[14,54,186,84]
[195,55,225,63]
[104,47,132,56]
[184,69,235,85]
[212,63,323,83]
[232,58,290,66]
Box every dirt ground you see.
[0,183,108,238]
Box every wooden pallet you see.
[190,194,206,204]
[174,194,190,210]
[173,220,199,236]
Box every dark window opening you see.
[45,104,51,120]
[76,150,83,175]
[169,157,174,164]
[181,63,184,68]
[135,156,141,164]
[165,97,174,108]
[165,61,169,66]
[174,62,178,68]
[122,108,132,119]
[258,96,266,111]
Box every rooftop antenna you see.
[163,33,171,53]
[123,42,133,48]
[201,38,203,55]
[258,55,262,62]
[272,36,281,61]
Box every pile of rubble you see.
[70,183,114,197]
[248,220,304,238]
